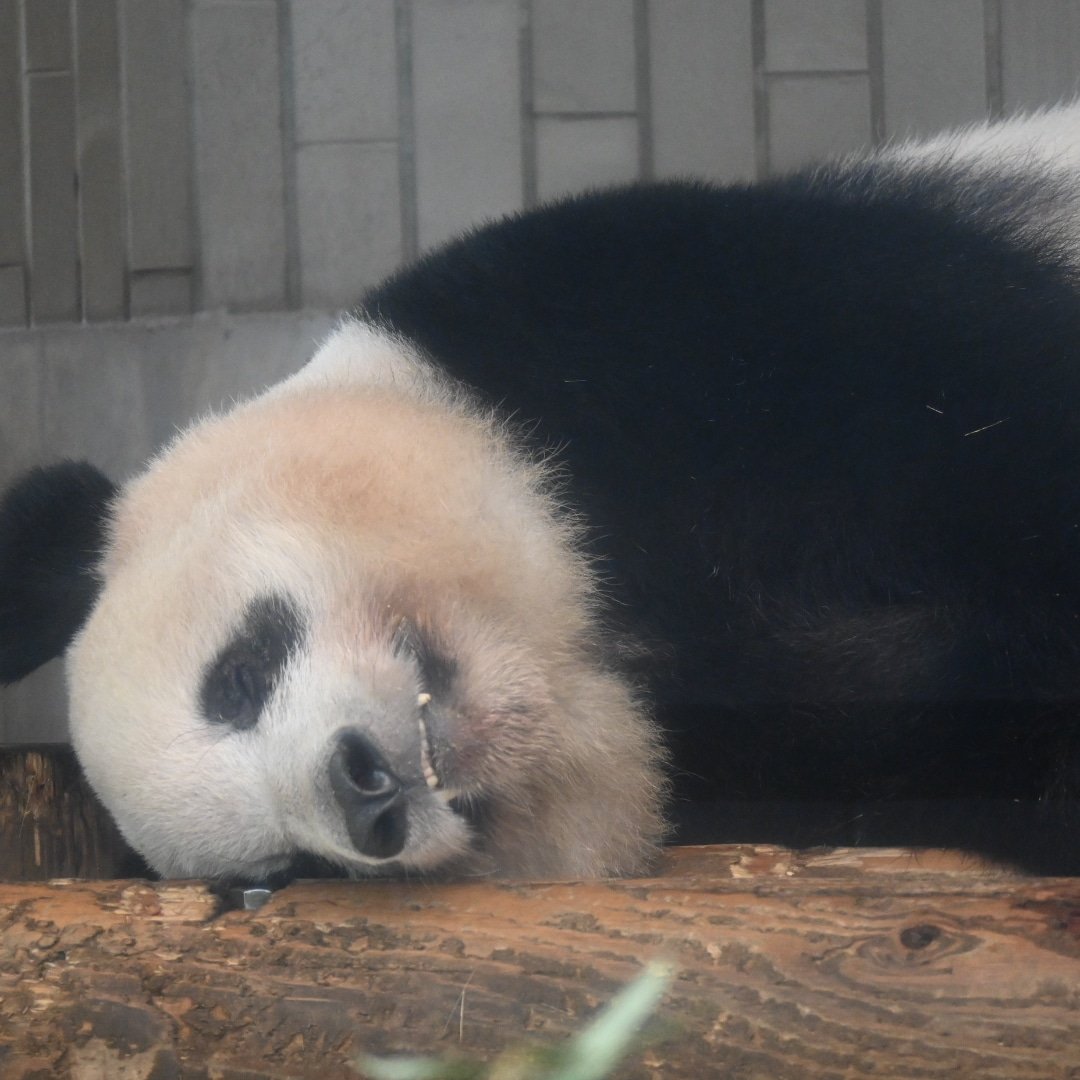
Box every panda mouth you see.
[416,692,454,796]
[417,708,439,789]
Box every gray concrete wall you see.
[3,1,1080,327]
[2,1,1080,741]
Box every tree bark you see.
[0,747,140,881]
[1,845,1079,1079]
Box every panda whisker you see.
[160,726,215,755]
[158,721,235,770]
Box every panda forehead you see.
[109,388,496,557]
[101,381,560,630]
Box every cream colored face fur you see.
[68,322,665,881]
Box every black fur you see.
[363,174,1080,874]
[200,595,304,732]
[0,461,117,683]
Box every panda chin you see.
[248,786,481,888]
[260,851,345,889]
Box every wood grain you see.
[0,748,140,881]
[1,846,1078,1078]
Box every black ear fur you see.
[0,461,118,683]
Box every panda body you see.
[4,104,1080,879]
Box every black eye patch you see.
[200,596,303,731]
[391,616,457,698]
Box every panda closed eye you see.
[200,596,303,731]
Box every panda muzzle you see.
[327,728,409,860]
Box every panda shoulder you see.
[881,98,1080,174]
[264,317,450,405]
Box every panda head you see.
[0,322,665,882]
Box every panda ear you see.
[0,461,118,683]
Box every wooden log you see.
[1,846,1079,1078]
[0,747,141,881]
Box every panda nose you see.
[327,729,407,859]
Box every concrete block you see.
[0,344,39,754]
[648,0,756,182]
[0,659,69,744]
[28,74,79,323]
[297,142,402,310]
[535,116,639,201]
[40,326,155,479]
[0,264,26,325]
[0,331,49,728]
[193,1,287,309]
[0,336,65,741]
[764,0,867,71]
[882,0,987,140]
[0,324,40,726]
[76,0,126,321]
[122,0,193,270]
[168,311,337,424]
[531,0,636,113]
[291,0,397,142]
[0,0,24,265]
[131,311,337,448]
[412,0,524,250]
[1001,1,1080,110]
[24,0,71,71]
[0,331,41,487]
[767,74,871,174]
[129,271,193,318]
[2,312,333,477]
[0,337,46,732]
[2,310,339,473]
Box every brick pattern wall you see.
[2,0,1079,328]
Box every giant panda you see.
[4,103,1080,883]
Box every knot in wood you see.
[899,923,941,951]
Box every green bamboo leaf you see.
[547,961,673,1080]
[356,963,673,1080]
[357,1054,480,1080]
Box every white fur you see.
[871,100,1080,261]
[888,100,1080,176]
[268,319,444,401]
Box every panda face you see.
[64,343,663,881]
